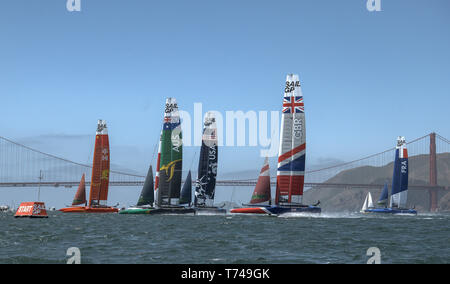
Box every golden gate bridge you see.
[0,133,449,211]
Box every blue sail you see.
[390,137,409,209]
[377,182,389,207]
[399,155,408,193]
[391,149,401,194]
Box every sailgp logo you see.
[285,80,300,93]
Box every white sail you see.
[276,74,306,204]
[367,192,374,208]
[361,193,369,212]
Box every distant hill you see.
[303,153,450,212]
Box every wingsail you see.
[194,112,218,207]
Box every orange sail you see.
[60,120,117,213]
[89,120,110,207]
[72,174,87,206]
[249,157,271,205]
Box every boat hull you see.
[118,208,154,214]
[194,207,227,215]
[363,208,417,215]
[231,205,321,215]
[147,207,195,215]
[14,215,48,218]
[59,206,118,213]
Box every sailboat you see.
[194,112,225,215]
[119,165,155,214]
[361,137,417,215]
[150,98,194,215]
[230,157,274,214]
[233,75,320,215]
[259,74,322,215]
[360,191,374,213]
[60,120,118,213]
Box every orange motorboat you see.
[60,120,118,214]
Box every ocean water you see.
[0,211,449,264]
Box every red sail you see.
[250,157,271,204]
[99,134,110,202]
[89,120,110,207]
[72,174,86,206]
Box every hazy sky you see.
[1,1,449,206]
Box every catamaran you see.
[233,74,320,215]
[150,98,195,215]
[269,74,320,215]
[230,157,273,214]
[194,112,225,214]
[60,120,118,213]
[361,137,417,215]
[119,165,155,214]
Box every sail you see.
[137,165,155,206]
[367,192,374,208]
[158,98,183,206]
[154,131,162,205]
[194,112,218,207]
[361,193,369,212]
[180,171,192,205]
[275,74,306,205]
[377,182,389,207]
[88,120,110,207]
[249,157,271,205]
[390,137,408,208]
[72,174,86,206]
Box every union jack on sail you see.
[282,96,304,113]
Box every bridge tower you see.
[429,132,438,212]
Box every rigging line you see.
[150,140,158,166]
[436,134,450,145]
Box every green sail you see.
[158,98,183,206]
[136,165,154,206]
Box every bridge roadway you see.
[0,181,448,191]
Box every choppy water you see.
[0,212,449,264]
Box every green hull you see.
[118,208,154,214]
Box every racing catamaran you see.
[150,98,194,215]
[230,157,273,214]
[361,137,417,215]
[60,120,118,213]
[232,74,320,215]
[269,74,321,214]
[194,112,225,214]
